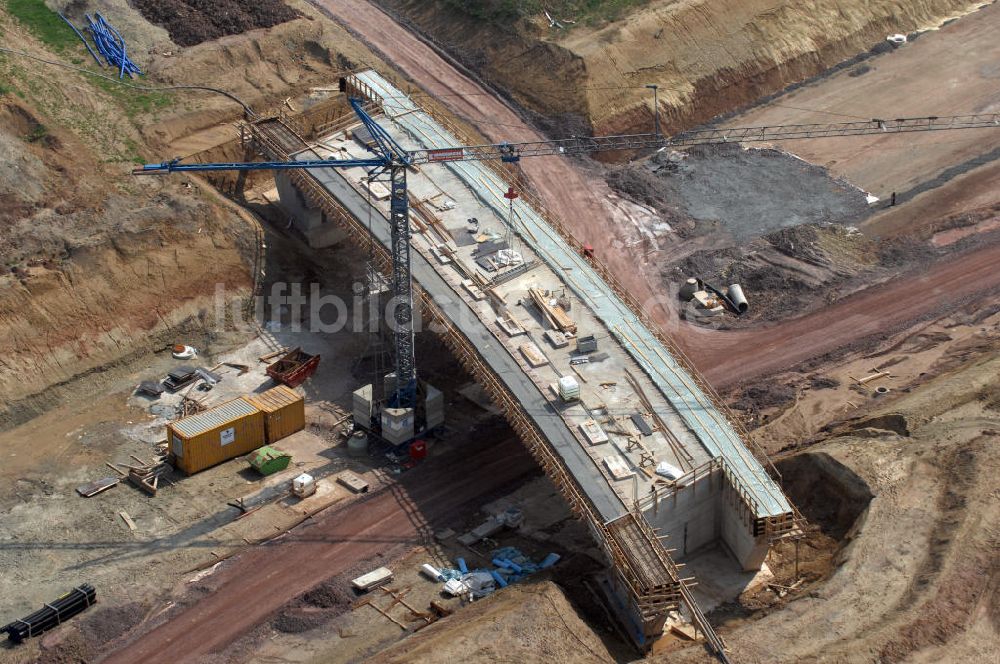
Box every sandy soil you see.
[372,581,614,663]
[307,0,1000,390]
[610,146,887,326]
[633,304,998,662]
[244,300,997,664]
[0,0,398,421]
[0,182,538,664]
[688,240,1000,387]
[0,343,352,663]
[0,5,269,424]
[690,353,1000,662]
[0,107,254,428]
[0,7,403,650]
[311,0,677,335]
[721,1,1000,210]
[4,2,999,662]
[865,160,1000,240]
[0,221,372,658]
[739,305,1000,450]
[218,477,613,663]
[289,7,1000,661]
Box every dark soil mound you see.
[302,582,354,611]
[80,602,147,646]
[132,0,300,47]
[730,382,796,418]
[272,607,330,634]
[809,376,840,390]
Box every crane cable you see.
[0,46,254,115]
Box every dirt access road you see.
[695,241,1000,386]
[314,0,1000,388]
[100,434,539,663]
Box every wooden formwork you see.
[244,116,767,658]
[428,303,683,620]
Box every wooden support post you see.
[366,600,408,630]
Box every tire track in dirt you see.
[693,242,1000,386]
[874,437,998,661]
[308,0,665,323]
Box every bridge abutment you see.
[638,464,773,570]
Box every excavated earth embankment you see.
[376,0,988,136]
[0,1,383,427]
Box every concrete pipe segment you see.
[727,284,749,314]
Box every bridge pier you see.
[595,571,670,648]
[274,172,349,247]
[722,505,771,571]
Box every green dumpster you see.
[248,446,292,476]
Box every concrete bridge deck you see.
[354,70,792,520]
[307,152,632,523]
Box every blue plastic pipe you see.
[539,553,561,569]
[506,559,523,573]
[58,13,102,66]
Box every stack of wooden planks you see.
[528,287,576,333]
[410,196,453,246]
[519,341,549,368]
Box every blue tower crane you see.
[137,98,1000,424]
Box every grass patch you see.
[91,76,173,119]
[24,123,47,142]
[6,0,80,51]
[121,136,145,164]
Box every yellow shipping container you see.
[168,397,265,475]
[248,385,306,444]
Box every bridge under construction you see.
[232,70,805,651]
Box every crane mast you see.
[386,163,415,408]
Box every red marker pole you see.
[503,187,519,252]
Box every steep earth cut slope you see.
[0,93,254,428]
[378,0,986,135]
[0,6,257,427]
[1,1,388,427]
